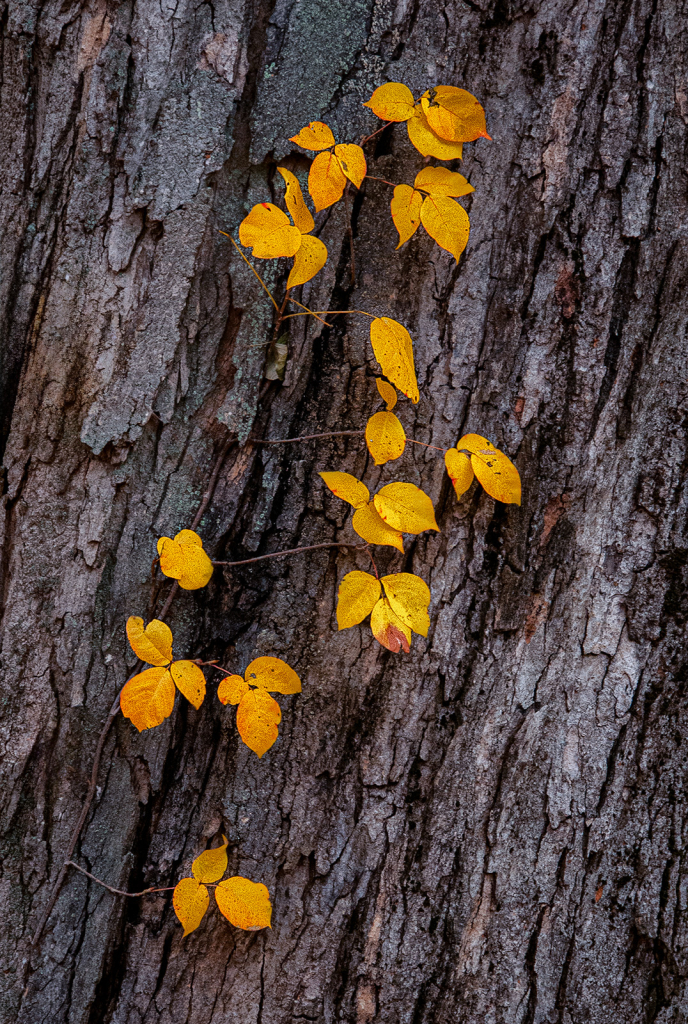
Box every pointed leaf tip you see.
[369,318,419,403]
[173,877,210,937]
[192,836,229,884]
[319,471,370,509]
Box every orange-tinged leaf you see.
[363,82,416,121]
[374,482,439,535]
[376,378,397,410]
[173,877,209,937]
[218,675,250,705]
[215,876,272,930]
[126,616,173,666]
[192,836,229,884]
[457,434,521,504]
[337,570,381,629]
[420,195,470,262]
[414,166,474,198]
[244,656,301,694]
[351,502,404,552]
[277,167,315,233]
[381,572,431,636]
[173,529,203,547]
[390,184,422,248]
[177,543,214,590]
[308,151,347,212]
[120,666,175,732]
[334,143,366,188]
[170,660,206,709]
[445,448,474,498]
[236,689,281,758]
[406,109,464,160]
[434,86,490,141]
[287,233,328,288]
[289,121,335,151]
[365,410,406,465]
[370,597,411,653]
[239,202,303,258]
[158,534,214,590]
[319,471,370,509]
[369,317,419,404]
[157,537,185,580]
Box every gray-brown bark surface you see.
[1,0,688,1020]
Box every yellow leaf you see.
[376,378,397,410]
[445,448,474,499]
[414,166,474,198]
[363,82,416,121]
[126,616,173,666]
[420,195,470,262]
[434,86,490,142]
[157,537,185,580]
[173,529,203,547]
[373,482,439,534]
[120,666,175,732]
[173,877,210,937]
[319,471,370,509]
[170,660,206,710]
[457,434,521,504]
[351,502,404,552]
[365,410,406,466]
[289,121,335,151]
[277,167,314,233]
[370,597,411,653]
[215,876,272,930]
[158,534,214,591]
[381,573,431,636]
[244,656,302,694]
[369,317,419,404]
[334,143,367,189]
[239,202,303,258]
[217,675,250,705]
[406,109,464,160]
[192,835,229,884]
[336,570,381,628]
[287,234,328,288]
[390,184,422,248]
[236,689,281,758]
[308,151,347,212]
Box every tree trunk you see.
[2,0,687,1020]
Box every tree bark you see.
[1,0,687,1021]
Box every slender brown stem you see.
[192,436,234,530]
[360,120,393,145]
[285,298,333,327]
[367,546,380,581]
[64,862,177,898]
[250,430,364,445]
[214,542,366,567]
[364,175,399,188]
[220,232,279,312]
[343,184,356,288]
[406,438,448,453]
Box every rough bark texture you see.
[1,0,688,1021]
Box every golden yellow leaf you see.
[236,689,281,758]
[319,471,370,509]
[369,317,419,404]
[413,166,474,198]
[336,570,381,629]
[158,533,214,591]
[406,109,464,160]
[365,410,406,466]
[244,656,302,694]
[215,877,272,930]
[173,529,203,547]
[445,448,474,499]
[381,573,431,636]
[351,502,404,552]
[289,121,335,151]
[334,143,367,188]
[217,675,250,705]
[363,82,416,121]
[120,666,175,732]
[373,482,439,535]
[192,835,229,884]
[370,597,411,653]
[308,151,347,212]
[126,616,173,666]
[173,877,210,937]
[287,234,328,288]
[420,195,470,262]
[376,378,397,410]
[390,184,422,248]
[277,167,315,233]
[170,660,206,710]
[457,434,521,504]
[434,86,490,142]
[239,202,303,258]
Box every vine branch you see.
[214,541,366,567]
[250,430,364,444]
[65,862,176,898]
